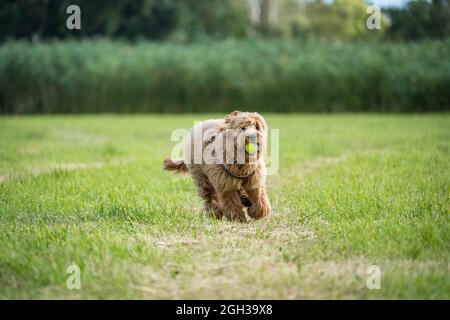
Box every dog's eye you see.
[241,127,246,131]
[255,124,260,131]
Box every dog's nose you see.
[247,133,257,142]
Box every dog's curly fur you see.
[163,111,271,222]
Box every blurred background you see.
[0,0,449,113]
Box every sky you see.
[367,0,411,7]
[321,0,413,8]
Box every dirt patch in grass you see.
[0,160,131,183]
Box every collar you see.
[222,164,255,179]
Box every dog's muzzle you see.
[245,133,259,155]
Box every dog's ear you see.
[253,112,268,130]
[229,110,241,116]
[225,110,241,124]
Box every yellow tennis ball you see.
[245,143,258,154]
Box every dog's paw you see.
[205,202,223,219]
[222,208,247,222]
[248,202,270,220]
[229,211,247,223]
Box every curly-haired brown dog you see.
[163,111,271,222]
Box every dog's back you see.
[163,118,224,173]
[185,119,224,163]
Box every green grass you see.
[0,114,449,299]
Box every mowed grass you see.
[0,114,449,299]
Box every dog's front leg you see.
[218,191,247,222]
[245,186,271,219]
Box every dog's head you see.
[223,110,268,164]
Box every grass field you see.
[0,114,449,299]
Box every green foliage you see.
[386,0,450,41]
[2,0,449,43]
[289,0,385,41]
[0,39,449,114]
[170,0,248,42]
[0,0,248,42]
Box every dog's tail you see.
[163,159,188,174]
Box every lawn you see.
[0,114,449,299]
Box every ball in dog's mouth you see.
[245,143,258,155]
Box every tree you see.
[246,0,280,35]
[0,0,249,42]
[385,0,450,40]
[171,0,248,41]
[285,0,385,40]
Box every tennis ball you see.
[245,143,258,155]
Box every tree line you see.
[0,0,449,42]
